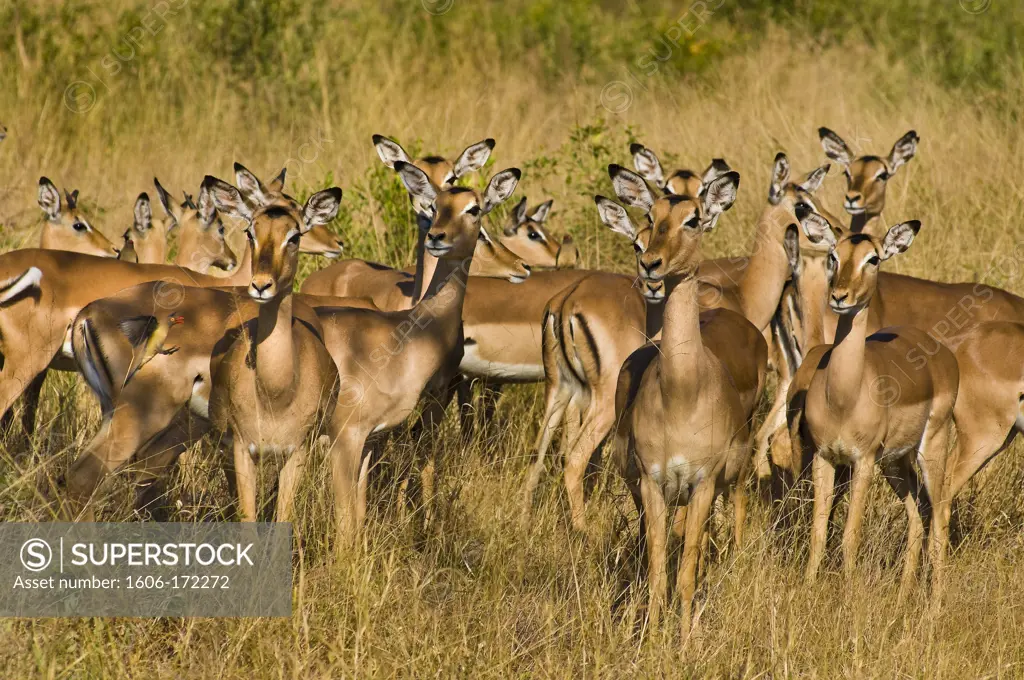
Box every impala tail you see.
[71,314,117,416]
[0,267,42,305]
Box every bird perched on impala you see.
[118,312,185,383]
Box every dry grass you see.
[2,6,1024,677]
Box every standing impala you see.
[316,161,521,543]
[787,219,957,597]
[37,178,119,257]
[203,175,343,522]
[609,169,767,638]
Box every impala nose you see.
[845,192,862,206]
[832,292,848,305]
[250,280,274,300]
[640,257,663,278]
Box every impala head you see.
[233,163,345,258]
[202,174,343,303]
[606,164,740,303]
[818,128,918,218]
[155,177,238,272]
[630,143,731,199]
[123,192,174,263]
[375,134,495,229]
[37,177,118,257]
[395,161,527,282]
[555,235,579,269]
[500,197,561,267]
[801,216,921,314]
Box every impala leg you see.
[806,454,836,582]
[0,361,49,443]
[522,378,571,520]
[17,371,46,442]
[232,435,258,522]
[329,426,368,549]
[639,472,668,630]
[677,479,715,642]
[133,409,210,518]
[732,481,748,548]
[947,425,1016,501]
[275,446,308,524]
[841,454,875,579]
[753,373,791,481]
[919,420,952,598]
[881,457,925,600]
[564,403,613,532]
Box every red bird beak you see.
[171,316,185,325]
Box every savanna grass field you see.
[2,0,1024,676]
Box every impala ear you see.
[66,189,79,211]
[887,130,919,174]
[38,177,61,220]
[630,143,666,189]
[799,212,837,249]
[133,193,152,232]
[509,196,528,231]
[267,167,287,194]
[798,163,831,194]
[819,127,853,167]
[453,138,495,178]
[373,134,413,169]
[153,177,180,223]
[482,168,521,214]
[700,158,732,189]
[784,223,801,276]
[201,175,250,224]
[594,195,637,242]
[233,162,268,207]
[880,220,920,260]
[528,199,553,224]
[609,164,655,212]
[302,187,343,234]
[394,161,437,203]
[700,171,740,232]
[768,152,791,205]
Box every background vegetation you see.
[2,0,1024,676]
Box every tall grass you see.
[2,1,1024,677]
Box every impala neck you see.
[736,204,793,331]
[416,250,470,348]
[850,211,885,238]
[660,275,705,399]
[253,293,297,397]
[643,274,684,341]
[797,254,831,348]
[412,217,438,303]
[824,307,869,413]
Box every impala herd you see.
[2,128,1022,637]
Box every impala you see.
[818,127,918,237]
[202,175,343,522]
[609,169,767,637]
[523,154,813,529]
[37,178,119,257]
[500,197,577,269]
[787,219,957,596]
[316,161,521,542]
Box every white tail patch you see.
[0,267,42,304]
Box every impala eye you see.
[867,255,880,266]
[288,233,301,246]
[466,205,481,217]
[245,229,255,243]
[72,222,88,232]
[528,231,543,241]
[632,242,642,253]
[684,217,700,230]
[218,224,226,236]
[877,171,890,181]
